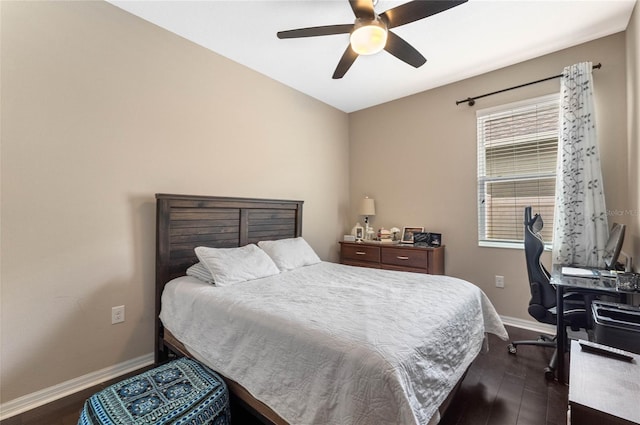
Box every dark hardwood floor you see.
[1,325,569,425]
[438,325,569,425]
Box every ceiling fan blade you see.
[277,24,353,39]
[349,0,375,20]
[384,31,426,68]
[380,0,468,29]
[332,45,359,79]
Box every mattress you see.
[160,262,508,425]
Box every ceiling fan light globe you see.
[350,20,387,55]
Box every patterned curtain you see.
[552,62,608,267]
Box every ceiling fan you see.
[277,0,468,79]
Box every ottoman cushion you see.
[79,358,229,425]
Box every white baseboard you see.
[500,315,556,335]
[0,352,154,420]
[500,315,589,347]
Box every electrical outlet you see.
[112,305,125,324]
[495,275,505,288]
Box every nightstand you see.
[339,241,444,275]
[568,340,640,425]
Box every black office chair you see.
[507,206,589,379]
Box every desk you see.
[551,265,637,384]
[569,340,639,425]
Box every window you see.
[477,94,559,248]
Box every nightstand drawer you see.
[339,241,444,275]
[381,247,428,270]
[341,244,381,263]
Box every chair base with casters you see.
[507,334,558,380]
[507,305,588,380]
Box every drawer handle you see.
[356,251,367,255]
[397,256,409,260]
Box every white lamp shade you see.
[359,197,376,216]
[350,20,388,55]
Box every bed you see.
[155,194,508,425]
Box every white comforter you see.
[160,262,508,425]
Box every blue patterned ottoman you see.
[79,358,230,425]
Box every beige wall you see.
[349,34,629,321]
[0,1,349,402]
[627,4,640,269]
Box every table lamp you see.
[359,196,376,240]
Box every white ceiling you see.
[109,0,637,113]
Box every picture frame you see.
[413,232,443,247]
[354,226,364,241]
[413,232,430,247]
[401,227,424,243]
[428,232,442,247]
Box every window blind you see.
[477,94,559,246]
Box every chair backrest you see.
[524,207,557,318]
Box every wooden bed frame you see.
[155,193,465,425]
[155,194,303,424]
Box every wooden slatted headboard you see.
[155,193,304,362]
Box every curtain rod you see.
[455,63,602,107]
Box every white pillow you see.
[257,237,321,271]
[194,244,280,286]
[186,262,215,284]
